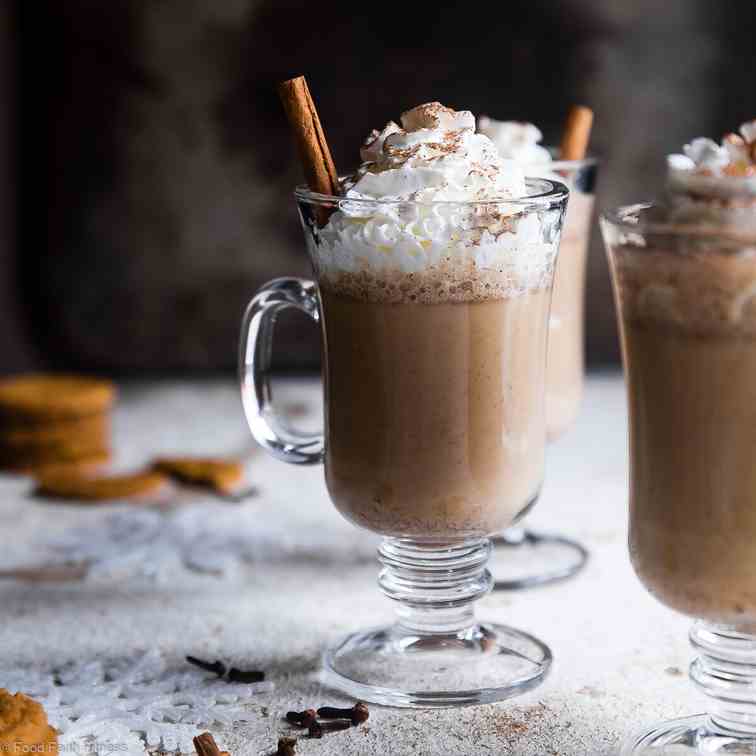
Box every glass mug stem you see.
[690,622,756,737]
[378,538,493,635]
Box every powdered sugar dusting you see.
[1,649,273,755]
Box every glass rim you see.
[295,176,569,207]
[543,150,599,172]
[601,202,756,242]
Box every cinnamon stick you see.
[278,76,339,196]
[559,105,594,161]
[193,732,223,756]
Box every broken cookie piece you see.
[152,457,245,495]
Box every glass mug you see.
[602,198,756,753]
[491,154,598,590]
[240,178,568,707]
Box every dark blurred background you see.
[2,0,755,375]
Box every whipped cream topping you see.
[477,117,552,165]
[667,120,756,201]
[345,102,527,202]
[307,103,565,299]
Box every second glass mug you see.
[239,179,569,707]
[491,154,598,589]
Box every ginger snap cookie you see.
[0,418,111,467]
[0,689,58,755]
[0,413,110,447]
[30,452,113,478]
[0,438,112,472]
[35,468,171,502]
[0,375,115,422]
[152,457,245,495]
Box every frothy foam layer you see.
[612,244,756,336]
[477,118,552,165]
[311,206,559,302]
[310,103,563,302]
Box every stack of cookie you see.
[0,375,116,473]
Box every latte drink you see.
[545,188,594,438]
[604,119,756,625]
[305,103,565,540]
[243,99,568,707]
[609,230,756,624]
[322,285,550,539]
[477,118,596,439]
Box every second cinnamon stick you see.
[560,105,594,161]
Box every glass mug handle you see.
[238,277,324,464]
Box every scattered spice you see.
[285,709,316,728]
[276,737,297,756]
[193,732,223,756]
[228,667,265,684]
[308,720,351,739]
[186,656,226,677]
[186,657,265,683]
[317,702,369,725]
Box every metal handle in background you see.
[239,277,324,464]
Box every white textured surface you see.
[0,375,701,755]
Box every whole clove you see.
[276,737,297,756]
[317,702,370,725]
[227,666,265,683]
[186,656,226,677]
[308,720,351,739]
[285,709,317,728]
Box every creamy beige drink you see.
[306,103,564,540]
[478,118,596,439]
[546,189,594,438]
[322,286,550,539]
[613,242,756,623]
[605,120,756,624]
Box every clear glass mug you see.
[544,155,598,440]
[491,155,598,590]
[602,198,756,753]
[240,178,568,707]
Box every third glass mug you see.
[240,178,568,707]
[603,199,756,752]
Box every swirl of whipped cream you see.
[343,102,527,202]
[667,119,756,201]
[477,117,552,165]
[310,103,564,296]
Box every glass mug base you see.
[622,624,756,753]
[621,715,756,754]
[321,537,552,707]
[490,528,589,590]
[323,621,551,708]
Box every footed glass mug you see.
[491,154,598,590]
[602,199,756,753]
[240,178,568,707]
